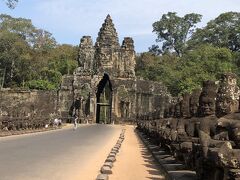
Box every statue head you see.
[216,95,232,117]
[174,101,181,118]
[180,93,191,118]
[165,103,175,118]
[216,73,240,117]
[199,80,218,117]
[190,89,201,117]
[164,106,170,118]
[232,126,240,147]
[155,110,161,119]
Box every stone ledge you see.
[103,162,113,168]
[96,173,109,180]
[101,166,112,174]
[168,170,197,180]
[136,129,196,180]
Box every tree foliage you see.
[0,14,78,90]
[136,45,238,96]
[1,11,240,96]
[189,12,240,52]
[0,30,31,87]
[152,12,202,56]
[3,0,18,9]
[137,11,240,96]
[0,14,56,50]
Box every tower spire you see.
[95,14,119,48]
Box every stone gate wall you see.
[0,89,58,129]
[0,15,172,127]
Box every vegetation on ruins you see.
[136,11,240,96]
[0,14,78,90]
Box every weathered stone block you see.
[111,150,118,155]
[103,162,113,168]
[100,166,112,174]
[96,173,109,180]
[155,154,172,159]
[105,156,116,163]
[108,153,116,158]
[158,157,177,164]
[153,150,167,156]
[168,170,196,180]
[163,163,186,171]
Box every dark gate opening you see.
[96,73,112,124]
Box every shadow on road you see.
[134,130,165,180]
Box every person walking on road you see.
[73,115,78,130]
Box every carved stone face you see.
[200,95,215,116]
[189,89,201,117]
[216,96,232,116]
[216,73,240,116]
[181,103,189,118]
[190,101,199,117]
[164,108,170,118]
[199,81,218,117]
[232,127,240,147]
[168,105,175,118]
[180,94,190,118]
[174,103,181,118]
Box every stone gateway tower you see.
[59,15,170,123]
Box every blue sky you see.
[0,0,240,52]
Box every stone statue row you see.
[0,117,58,132]
[137,73,240,180]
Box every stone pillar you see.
[77,36,95,75]
[216,73,240,117]
[121,37,136,78]
[89,92,95,123]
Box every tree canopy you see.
[138,11,240,96]
[3,0,18,9]
[1,11,240,96]
[152,12,202,56]
[189,12,240,52]
[0,14,77,90]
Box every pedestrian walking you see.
[73,115,78,130]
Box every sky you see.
[0,0,240,52]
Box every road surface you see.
[0,124,122,180]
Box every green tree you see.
[25,67,62,90]
[0,14,78,90]
[136,45,236,95]
[190,12,240,51]
[33,29,57,51]
[40,68,62,88]
[0,14,35,43]
[136,52,181,95]
[0,14,56,50]
[26,80,56,90]
[177,45,235,94]
[153,12,202,56]
[3,0,18,9]
[148,45,162,56]
[0,30,32,87]
[48,44,78,75]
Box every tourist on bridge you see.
[73,115,78,130]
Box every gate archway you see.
[96,73,112,124]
